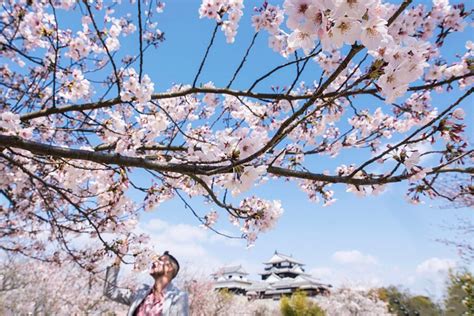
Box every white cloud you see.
[309,267,333,279]
[415,257,456,275]
[407,257,458,299]
[141,218,169,231]
[332,250,378,265]
[136,218,242,275]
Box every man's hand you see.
[113,239,129,266]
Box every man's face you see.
[149,255,175,279]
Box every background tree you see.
[444,270,474,316]
[182,277,281,316]
[317,287,391,316]
[0,0,472,271]
[0,257,127,315]
[377,286,441,316]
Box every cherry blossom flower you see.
[361,18,391,51]
[452,108,465,120]
[252,4,284,34]
[67,31,92,61]
[377,65,410,103]
[199,0,244,43]
[203,210,219,228]
[58,69,92,102]
[330,16,361,48]
[120,69,154,104]
[238,197,283,246]
[287,29,318,54]
[0,112,21,134]
[284,0,312,30]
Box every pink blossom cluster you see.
[120,69,155,104]
[58,69,92,102]
[0,112,34,139]
[317,288,392,316]
[279,0,393,53]
[220,165,267,196]
[203,210,219,228]
[199,0,245,43]
[67,31,93,60]
[242,0,470,103]
[252,3,285,34]
[299,179,336,206]
[144,184,174,211]
[231,197,283,246]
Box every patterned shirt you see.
[136,290,165,316]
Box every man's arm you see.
[103,263,134,306]
[103,243,134,306]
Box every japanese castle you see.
[212,251,331,299]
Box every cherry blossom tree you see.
[0,257,127,314]
[182,277,280,315]
[316,288,392,315]
[0,0,473,270]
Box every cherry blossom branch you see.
[173,188,243,239]
[188,174,249,218]
[20,73,473,122]
[351,72,474,96]
[208,45,365,174]
[247,48,321,92]
[0,152,122,261]
[387,0,413,26]
[349,87,473,177]
[137,0,144,83]
[3,133,470,190]
[83,0,121,95]
[286,45,321,94]
[19,88,303,122]
[0,135,212,174]
[267,165,473,186]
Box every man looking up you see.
[104,241,189,316]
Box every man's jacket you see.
[104,265,189,316]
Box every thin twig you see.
[227,32,259,88]
[193,23,219,88]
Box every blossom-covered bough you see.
[0,0,472,271]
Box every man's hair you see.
[163,251,180,279]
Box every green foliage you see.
[377,286,441,316]
[280,290,325,316]
[409,296,441,316]
[445,270,474,316]
[281,296,296,316]
[217,288,234,304]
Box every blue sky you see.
[117,0,474,300]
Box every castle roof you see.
[263,251,304,265]
[211,265,248,276]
